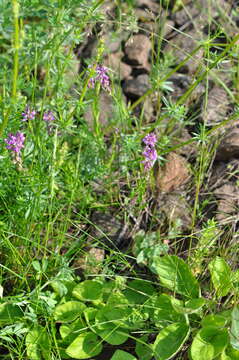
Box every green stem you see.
[12,0,20,101]
[0,0,20,138]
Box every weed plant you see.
[0,0,239,359]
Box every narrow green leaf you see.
[54,301,86,322]
[66,332,102,359]
[208,257,232,297]
[231,307,239,351]
[152,255,200,298]
[110,350,137,360]
[153,322,190,360]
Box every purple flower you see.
[142,132,157,171]
[142,146,157,161]
[22,106,36,121]
[88,65,110,91]
[43,111,55,123]
[5,132,25,154]
[143,133,157,147]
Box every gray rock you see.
[104,52,132,80]
[124,34,151,70]
[123,74,150,98]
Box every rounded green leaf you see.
[152,255,199,298]
[222,345,239,359]
[54,301,86,322]
[209,257,232,297]
[201,314,227,328]
[96,325,128,345]
[110,350,137,360]
[171,298,205,315]
[152,294,186,327]
[0,302,23,324]
[65,332,102,359]
[230,307,239,351]
[153,322,190,360]
[26,325,51,360]
[73,281,103,301]
[135,335,153,360]
[123,279,155,304]
[191,327,229,360]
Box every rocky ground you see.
[69,0,239,280]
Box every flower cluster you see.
[142,132,157,171]
[22,106,36,121]
[43,111,55,123]
[88,65,110,91]
[5,132,25,164]
[43,110,55,134]
[5,106,56,165]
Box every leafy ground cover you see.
[1,0,239,359]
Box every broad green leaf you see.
[222,345,239,359]
[135,335,153,360]
[50,280,76,297]
[171,298,205,314]
[208,257,232,297]
[95,305,131,330]
[123,279,155,304]
[96,325,128,345]
[231,307,239,351]
[202,314,227,328]
[0,303,23,324]
[65,332,102,359]
[60,318,86,345]
[191,327,229,360]
[25,325,51,360]
[152,255,199,298]
[152,294,186,327]
[84,307,97,324]
[54,301,86,322]
[153,322,190,360]
[110,350,137,360]
[72,280,103,302]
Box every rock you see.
[156,152,191,193]
[159,192,192,231]
[104,52,132,80]
[162,19,175,37]
[164,30,204,74]
[89,211,129,249]
[172,127,196,158]
[172,5,201,28]
[203,85,230,126]
[123,74,150,99]
[214,183,239,222]
[168,74,191,100]
[102,32,129,53]
[84,89,126,135]
[73,247,105,275]
[124,34,151,70]
[135,0,160,14]
[216,126,239,161]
